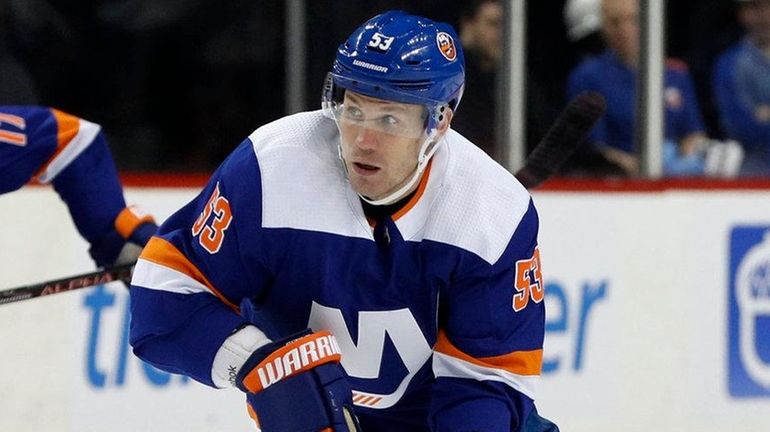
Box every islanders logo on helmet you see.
[436,32,457,61]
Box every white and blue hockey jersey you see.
[129,110,546,431]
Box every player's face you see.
[740,0,770,47]
[463,1,503,65]
[601,0,639,66]
[337,91,428,201]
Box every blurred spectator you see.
[669,0,743,139]
[567,0,742,177]
[564,0,605,59]
[450,0,558,163]
[4,0,752,176]
[713,0,770,176]
[451,0,503,158]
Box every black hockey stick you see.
[0,262,134,306]
[0,93,606,306]
[514,91,606,189]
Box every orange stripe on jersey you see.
[0,112,27,146]
[0,130,26,146]
[52,108,80,148]
[392,159,433,221]
[352,391,383,407]
[434,330,542,376]
[114,206,155,239]
[139,237,239,311]
[361,396,381,406]
[0,112,26,129]
[32,109,81,179]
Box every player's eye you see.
[343,106,364,120]
[379,115,399,126]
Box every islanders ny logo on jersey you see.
[308,302,432,409]
[728,226,770,397]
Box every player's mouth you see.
[352,162,380,176]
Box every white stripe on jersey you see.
[38,119,101,183]
[420,129,531,265]
[432,351,540,400]
[249,111,373,240]
[131,258,210,295]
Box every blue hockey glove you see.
[235,329,361,432]
[91,206,157,267]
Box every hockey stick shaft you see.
[514,91,606,188]
[0,263,134,306]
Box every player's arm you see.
[712,55,770,147]
[130,140,275,384]
[429,198,556,432]
[129,140,359,431]
[0,106,156,266]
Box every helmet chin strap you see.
[339,130,441,206]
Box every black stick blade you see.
[515,91,606,188]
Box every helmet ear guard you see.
[428,103,452,136]
[321,72,343,120]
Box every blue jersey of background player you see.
[129,11,558,432]
[0,106,156,267]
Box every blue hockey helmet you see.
[322,10,466,135]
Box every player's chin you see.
[351,183,377,199]
[349,178,384,200]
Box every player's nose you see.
[354,126,379,150]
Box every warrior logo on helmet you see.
[436,32,457,61]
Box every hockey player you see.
[0,106,156,267]
[129,11,556,432]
